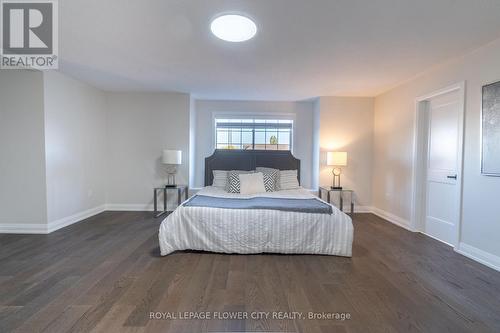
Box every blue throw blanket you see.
[183,195,332,215]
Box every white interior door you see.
[425,90,461,246]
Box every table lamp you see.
[162,150,182,187]
[327,151,347,190]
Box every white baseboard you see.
[0,204,107,234]
[105,204,154,211]
[47,205,107,233]
[0,223,49,234]
[0,203,160,234]
[370,207,414,231]
[354,205,373,213]
[369,207,500,273]
[455,242,500,272]
[420,231,454,247]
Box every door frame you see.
[410,82,465,247]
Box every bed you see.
[158,150,353,257]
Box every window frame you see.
[212,112,295,152]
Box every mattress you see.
[158,186,353,257]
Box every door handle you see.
[447,174,457,179]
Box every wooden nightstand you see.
[318,186,354,215]
[153,185,188,218]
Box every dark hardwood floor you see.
[1,212,500,333]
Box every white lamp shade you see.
[162,150,182,165]
[327,151,347,166]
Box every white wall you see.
[312,98,321,190]
[189,95,196,188]
[43,71,108,224]
[0,71,48,228]
[318,97,374,208]
[193,100,315,189]
[373,38,500,264]
[1,74,192,231]
[106,92,190,209]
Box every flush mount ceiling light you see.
[210,14,257,42]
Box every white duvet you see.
[158,186,353,257]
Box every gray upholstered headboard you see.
[204,150,300,186]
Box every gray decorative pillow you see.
[227,170,253,193]
[279,170,299,190]
[212,170,228,188]
[256,167,279,192]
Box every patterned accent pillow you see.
[212,170,228,188]
[262,173,277,192]
[256,167,279,192]
[227,170,253,193]
[279,170,300,190]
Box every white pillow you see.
[212,170,228,188]
[279,170,299,190]
[227,170,254,193]
[239,172,266,195]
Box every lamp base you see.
[331,186,343,190]
[165,173,177,188]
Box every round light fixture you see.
[210,14,257,42]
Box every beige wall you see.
[318,97,374,208]
[106,92,191,209]
[0,70,48,229]
[373,38,500,260]
[43,71,108,224]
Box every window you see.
[215,118,293,150]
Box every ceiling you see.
[59,0,500,100]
